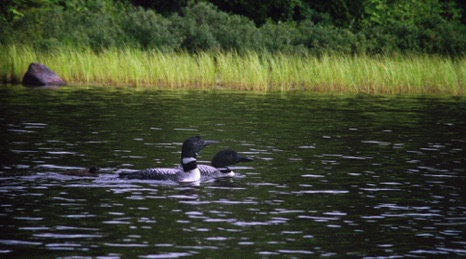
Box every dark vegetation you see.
[1,0,466,56]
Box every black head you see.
[181,136,218,158]
[211,149,253,168]
[88,167,100,174]
[181,136,218,172]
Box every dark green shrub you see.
[390,23,422,53]
[258,22,301,53]
[297,21,357,55]
[6,5,123,51]
[359,16,466,56]
[80,12,123,50]
[170,3,220,52]
[120,7,181,50]
[360,26,401,55]
[171,2,259,52]
[212,14,258,53]
[1,0,464,56]
[8,8,49,45]
[358,0,466,56]
[0,18,13,44]
[416,17,466,56]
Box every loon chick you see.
[118,136,217,182]
[197,149,253,179]
[61,166,100,177]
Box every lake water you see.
[1,85,465,258]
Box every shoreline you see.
[2,45,465,95]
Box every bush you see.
[258,22,301,53]
[120,7,181,51]
[360,26,402,55]
[171,2,259,52]
[358,16,466,56]
[416,17,466,56]
[59,11,122,50]
[1,1,465,56]
[297,21,357,55]
[0,17,13,44]
[213,14,258,52]
[5,5,124,51]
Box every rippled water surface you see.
[1,85,465,258]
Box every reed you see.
[1,44,464,95]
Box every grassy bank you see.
[1,44,465,95]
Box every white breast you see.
[177,168,201,182]
[218,171,235,177]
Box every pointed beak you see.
[202,140,219,147]
[195,139,219,154]
[237,156,253,163]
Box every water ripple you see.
[2,89,466,258]
[294,190,349,194]
[33,233,102,239]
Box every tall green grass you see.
[1,44,464,95]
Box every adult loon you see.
[196,149,253,180]
[61,166,100,177]
[120,148,252,182]
[118,136,217,182]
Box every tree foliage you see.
[1,0,466,55]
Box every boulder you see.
[22,62,67,87]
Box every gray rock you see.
[22,62,67,87]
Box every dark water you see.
[1,85,465,258]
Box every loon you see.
[61,166,100,177]
[195,149,253,180]
[118,136,217,182]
